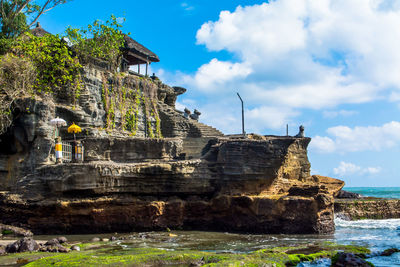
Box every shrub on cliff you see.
[0,32,82,134]
[0,53,36,133]
[12,32,82,98]
[65,15,125,71]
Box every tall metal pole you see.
[237,93,245,137]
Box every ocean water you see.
[332,187,400,266]
[344,187,400,199]
[334,218,400,266]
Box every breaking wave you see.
[335,217,400,230]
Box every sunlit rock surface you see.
[0,63,344,235]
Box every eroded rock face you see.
[335,199,400,220]
[0,137,344,235]
[0,64,344,236]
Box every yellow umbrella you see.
[68,123,82,140]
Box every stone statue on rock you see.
[190,109,201,121]
[295,125,305,138]
[184,108,191,119]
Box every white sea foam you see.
[335,217,400,230]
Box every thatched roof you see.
[123,35,160,65]
[30,22,51,37]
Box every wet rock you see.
[70,245,80,251]
[380,248,400,256]
[16,258,29,265]
[0,223,33,237]
[189,257,205,267]
[335,199,400,220]
[101,238,109,242]
[57,236,68,244]
[336,190,362,199]
[56,244,69,253]
[6,237,39,253]
[45,238,60,246]
[139,233,149,239]
[91,237,100,242]
[332,252,371,267]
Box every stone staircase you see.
[191,121,224,137]
[158,103,224,138]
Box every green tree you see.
[65,15,126,70]
[0,0,70,38]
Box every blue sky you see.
[37,0,400,187]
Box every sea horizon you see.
[344,187,400,199]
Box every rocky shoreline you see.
[335,192,400,220]
[0,234,379,266]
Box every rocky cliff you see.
[335,199,400,220]
[0,62,344,235]
[0,135,343,234]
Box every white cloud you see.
[182,59,252,92]
[333,161,381,176]
[323,110,358,119]
[246,106,299,131]
[181,2,194,11]
[310,136,336,153]
[310,121,400,153]
[175,101,185,112]
[171,0,400,132]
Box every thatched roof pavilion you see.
[30,22,51,37]
[28,23,159,75]
[122,35,159,65]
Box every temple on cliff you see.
[0,23,344,236]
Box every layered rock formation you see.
[0,135,344,234]
[335,199,400,220]
[0,60,344,235]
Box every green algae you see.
[0,241,371,267]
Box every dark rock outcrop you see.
[5,238,39,253]
[336,190,362,199]
[332,252,372,267]
[0,137,343,234]
[380,248,400,257]
[335,199,400,220]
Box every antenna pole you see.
[237,93,245,137]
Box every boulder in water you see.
[6,237,39,253]
[380,248,400,256]
[331,252,372,267]
[57,236,68,244]
[336,190,362,199]
[70,245,80,251]
[45,238,60,246]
